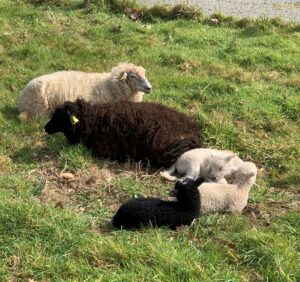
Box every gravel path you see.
[138,0,300,22]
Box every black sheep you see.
[44,99,202,167]
[112,177,204,230]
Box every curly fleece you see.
[44,99,203,167]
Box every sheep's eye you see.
[128,73,136,79]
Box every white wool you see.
[160,148,241,183]
[198,161,257,213]
[18,62,152,120]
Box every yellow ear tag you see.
[71,115,79,125]
[119,72,127,81]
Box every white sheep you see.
[18,62,152,120]
[160,148,240,183]
[197,161,257,213]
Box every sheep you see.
[44,99,203,167]
[196,161,258,213]
[18,62,152,120]
[112,177,204,230]
[160,148,241,183]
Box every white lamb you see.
[198,161,257,213]
[160,148,241,183]
[18,62,152,120]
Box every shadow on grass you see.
[0,105,19,122]
[11,144,60,165]
[10,134,68,165]
[270,175,300,191]
[101,221,172,234]
[99,221,118,234]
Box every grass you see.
[0,0,300,280]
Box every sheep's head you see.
[209,153,238,182]
[171,177,204,199]
[44,101,80,135]
[112,62,152,94]
[236,161,257,181]
[175,177,204,191]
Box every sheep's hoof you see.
[19,112,30,121]
[139,158,150,169]
[159,171,178,181]
[118,155,130,162]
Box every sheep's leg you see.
[185,166,200,180]
[115,140,130,162]
[217,177,228,184]
[117,154,130,162]
[19,111,31,121]
[160,164,177,181]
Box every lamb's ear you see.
[70,115,79,125]
[225,153,237,162]
[210,152,216,158]
[119,72,127,81]
[194,177,204,187]
[231,166,239,173]
[246,171,256,178]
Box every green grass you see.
[0,0,300,280]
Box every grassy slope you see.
[0,1,299,280]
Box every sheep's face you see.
[171,177,203,198]
[236,162,257,180]
[175,177,204,191]
[112,63,152,94]
[123,70,152,94]
[127,71,152,93]
[44,106,79,134]
[209,154,238,182]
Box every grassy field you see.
[0,0,299,280]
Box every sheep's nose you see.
[144,85,152,93]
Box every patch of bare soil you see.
[243,195,300,228]
[30,160,164,212]
[0,154,12,174]
[30,164,115,207]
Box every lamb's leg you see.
[217,178,228,184]
[185,166,200,180]
[160,164,177,181]
[19,111,31,121]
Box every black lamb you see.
[44,99,203,167]
[112,177,204,230]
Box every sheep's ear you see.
[70,115,79,125]
[119,72,127,81]
[231,166,239,173]
[194,177,204,187]
[225,153,237,162]
[247,171,256,178]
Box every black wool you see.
[44,99,203,167]
[112,177,204,230]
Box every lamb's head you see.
[209,153,238,182]
[175,177,204,191]
[44,100,82,136]
[172,177,204,203]
[235,161,257,185]
[111,62,152,94]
